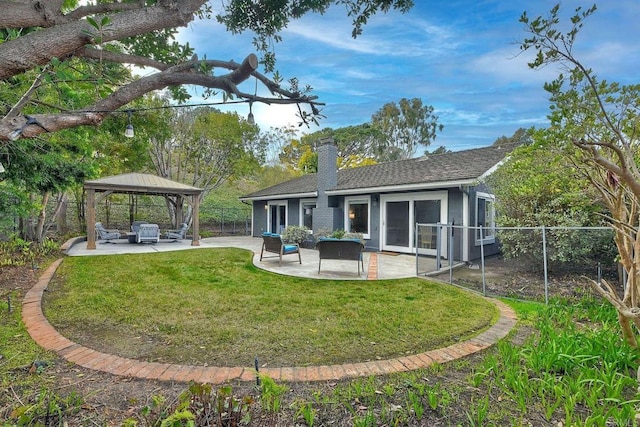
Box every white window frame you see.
[475,192,496,245]
[299,199,317,232]
[344,196,371,239]
[266,201,288,234]
[381,191,448,254]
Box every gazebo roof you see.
[84,173,202,196]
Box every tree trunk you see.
[618,311,638,348]
[128,194,137,227]
[56,193,68,236]
[74,189,86,234]
[34,192,49,244]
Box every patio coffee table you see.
[126,232,137,243]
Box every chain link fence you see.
[83,201,252,237]
[0,198,252,240]
[416,223,620,303]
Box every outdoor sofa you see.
[316,237,365,275]
[136,223,160,244]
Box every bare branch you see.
[6,67,48,118]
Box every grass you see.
[1,290,55,371]
[43,248,498,367]
[4,246,640,425]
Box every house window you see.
[476,192,495,244]
[300,200,316,230]
[345,197,370,239]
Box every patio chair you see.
[316,238,365,275]
[136,223,160,244]
[260,233,301,266]
[95,222,121,243]
[165,223,189,241]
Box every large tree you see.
[0,0,413,142]
[520,4,640,347]
[370,97,443,161]
[147,105,261,226]
[284,124,381,172]
[278,97,442,171]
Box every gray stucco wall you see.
[467,184,500,261]
[446,189,464,261]
[369,195,381,252]
[249,183,499,262]
[252,201,267,236]
[288,200,300,227]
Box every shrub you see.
[281,225,310,244]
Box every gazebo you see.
[84,173,203,250]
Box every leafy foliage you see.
[281,225,311,244]
[145,105,262,224]
[520,3,640,346]
[370,98,443,161]
[473,297,640,425]
[277,98,442,172]
[218,0,414,72]
[487,128,615,270]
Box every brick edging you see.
[23,258,517,384]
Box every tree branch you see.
[64,1,146,21]
[74,47,171,71]
[6,67,48,118]
[0,53,323,141]
[0,0,206,79]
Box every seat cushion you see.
[283,245,298,253]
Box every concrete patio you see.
[64,235,435,280]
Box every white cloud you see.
[159,0,640,151]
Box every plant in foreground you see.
[124,382,255,426]
[471,297,640,424]
[293,400,317,426]
[8,389,83,426]
[259,374,288,413]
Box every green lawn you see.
[43,248,498,367]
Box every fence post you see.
[542,226,549,305]
[436,222,442,271]
[449,223,454,284]
[415,222,419,276]
[479,225,486,296]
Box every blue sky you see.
[177,1,640,152]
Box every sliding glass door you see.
[385,201,409,247]
[381,192,447,254]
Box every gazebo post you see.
[175,195,184,226]
[191,194,200,247]
[86,189,96,250]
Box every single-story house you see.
[241,142,516,262]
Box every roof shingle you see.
[242,145,513,200]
